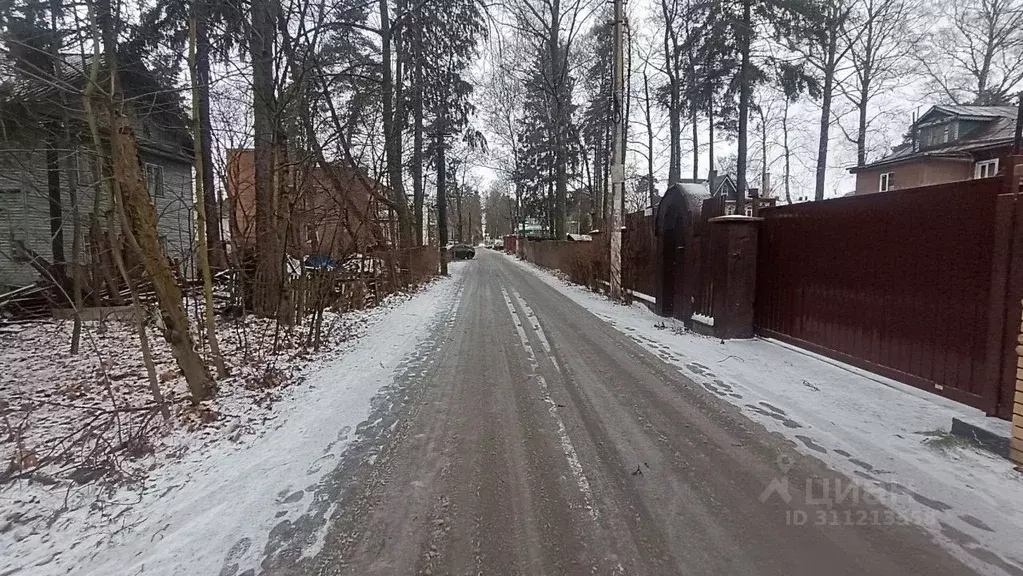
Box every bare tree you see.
[658,0,685,184]
[790,0,862,200]
[249,0,281,317]
[917,0,1023,105]
[480,33,527,233]
[379,0,413,247]
[190,0,227,378]
[840,0,918,166]
[92,0,214,400]
[504,0,595,239]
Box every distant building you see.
[674,174,774,216]
[849,105,1018,194]
[225,150,390,261]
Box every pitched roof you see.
[0,54,192,152]
[923,105,1017,121]
[851,105,1019,173]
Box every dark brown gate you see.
[755,172,1022,417]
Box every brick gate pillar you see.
[708,215,761,339]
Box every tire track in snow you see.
[500,287,597,522]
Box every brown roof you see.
[0,54,192,154]
[850,105,1019,173]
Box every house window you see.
[145,163,165,198]
[879,172,894,192]
[975,159,999,179]
[75,152,96,187]
[0,188,26,246]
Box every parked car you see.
[493,241,504,250]
[450,244,476,260]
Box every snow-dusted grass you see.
[0,306,358,489]
[0,270,461,575]
[509,254,1023,576]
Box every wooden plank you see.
[1015,390,1023,406]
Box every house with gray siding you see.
[0,57,194,290]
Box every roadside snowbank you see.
[0,269,462,576]
[510,255,1023,576]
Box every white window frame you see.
[879,172,894,192]
[974,159,999,179]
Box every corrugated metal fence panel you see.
[755,179,1002,409]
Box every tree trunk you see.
[191,5,227,378]
[593,143,597,229]
[548,2,567,239]
[644,71,657,207]
[110,114,213,401]
[412,24,424,245]
[250,0,280,317]
[856,76,869,166]
[668,80,681,185]
[783,100,792,204]
[734,0,750,215]
[554,102,567,238]
[708,102,715,178]
[380,0,413,247]
[108,202,170,420]
[455,170,464,242]
[48,0,84,350]
[815,34,837,201]
[692,109,699,180]
[195,0,226,270]
[760,110,768,198]
[46,144,66,280]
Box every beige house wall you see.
[853,159,973,195]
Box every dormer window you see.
[918,120,959,149]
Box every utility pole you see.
[609,0,625,301]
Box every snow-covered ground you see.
[0,268,463,576]
[509,255,1023,576]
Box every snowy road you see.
[289,250,975,575]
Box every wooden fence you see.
[622,213,657,298]
[517,212,656,299]
[292,246,439,315]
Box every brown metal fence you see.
[518,219,656,299]
[755,176,1021,416]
